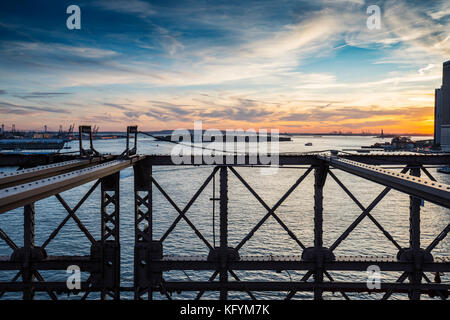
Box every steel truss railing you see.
[0,157,135,300]
[0,172,122,300]
[0,154,448,300]
[133,160,449,301]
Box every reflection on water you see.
[0,135,448,300]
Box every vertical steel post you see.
[78,127,83,156]
[133,163,153,300]
[134,164,152,246]
[313,164,328,300]
[100,172,120,300]
[23,203,35,300]
[126,126,138,156]
[219,166,228,300]
[409,167,421,300]
[89,128,94,153]
[126,130,130,155]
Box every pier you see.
[0,127,449,300]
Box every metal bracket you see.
[207,247,240,262]
[10,247,47,262]
[125,126,138,157]
[90,241,120,289]
[79,125,100,157]
[134,241,163,288]
[301,247,335,263]
[397,248,434,264]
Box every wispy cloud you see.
[346,0,450,65]
[0,101,69,114]
[278,105,431,122]
[103,102,131,110]
[1,41,118,59]
[93,0,156,18]
[17,92,72,99]
[0,0,446,133]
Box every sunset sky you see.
[0,0,449,134]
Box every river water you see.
[0,135,448,300]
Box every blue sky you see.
[0,0,449,133]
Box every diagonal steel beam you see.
[421,167,437,182]
[330,187,392,252]
[33,271,58,300]
[233,166,313,251]
[195,270,219,300]
[320,155,450,208]
[284,270,313,300]
[328,163,409,252]
[328,170,403,250]
[55,194,96,244]
[41,179,100,249]
[80,275,93,301]
[422,272,447,300]
[381,272,408,300]
[229,270,256,300]
[426,224,450,253]
[156,167,219,250]
[0,227,18,251]
[0,271,21,299]
[323,271,350,300]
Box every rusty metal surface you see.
[0,156,114,189]
[0,157,144,214]
[319,155,450,208]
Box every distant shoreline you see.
[1,130,433,137]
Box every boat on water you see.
[0,138,68,150]
[362,136,433,151]
[437,166,450,174]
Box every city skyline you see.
[0,0,449,134]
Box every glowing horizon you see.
[0,0,449,135]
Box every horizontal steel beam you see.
[142,154,321,166]
[159,281,450,293]
[0,156,113,189]
[0,256,98,271]
[141,153,450,166]
[0,157,144,214]
[149,255,450,273]
[319,155,450,208]
[1,153,450,168]
[0,282,91,292]
[336,152,450,165]
[0,153,81,167]
[0,281,446,295]
[0,255,448,273]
